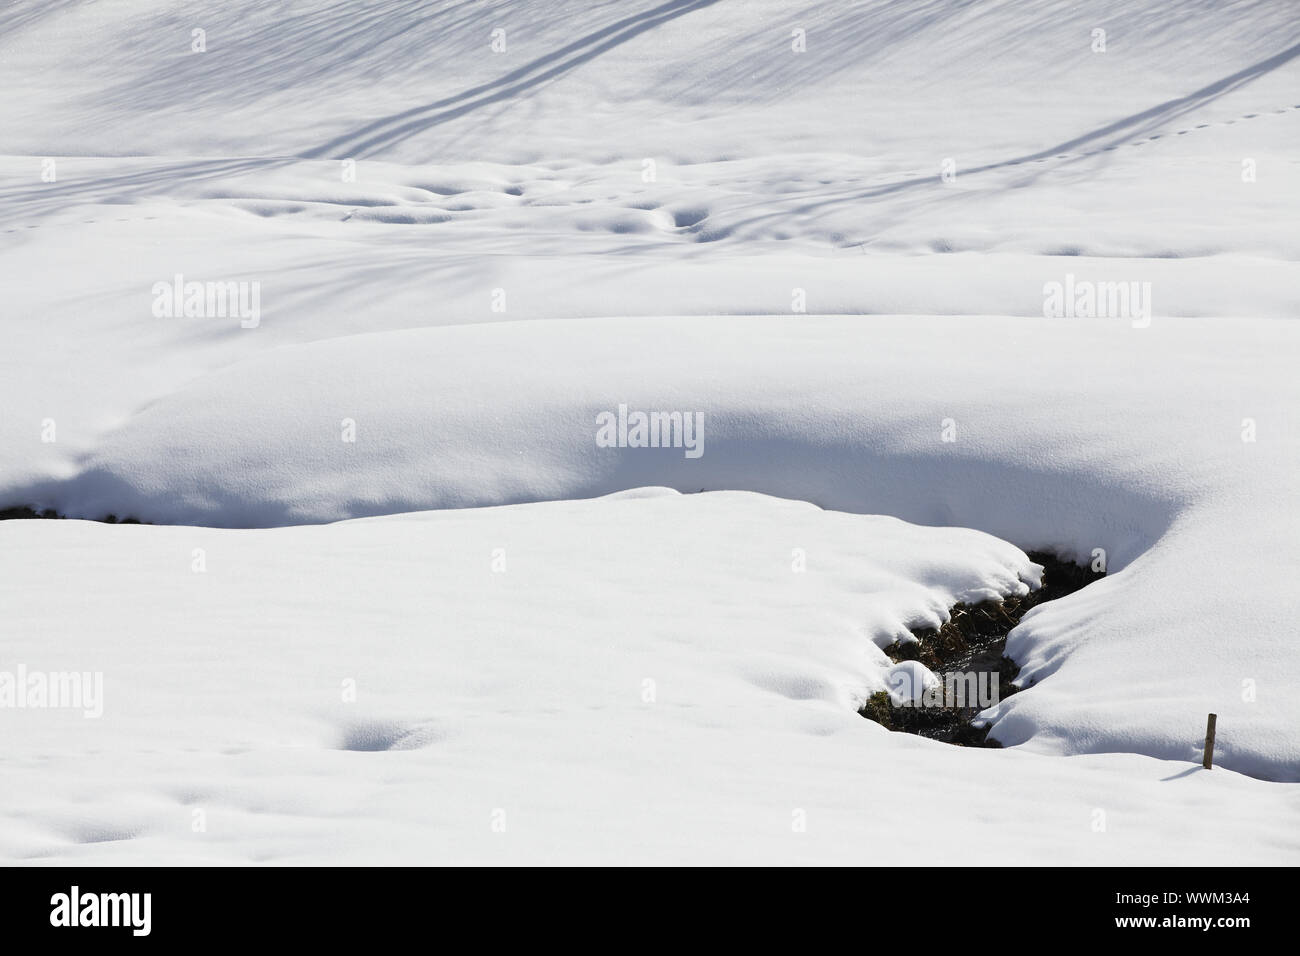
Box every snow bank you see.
[8,312,1299,781]
[1,495,1293,864]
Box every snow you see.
[2,0,1299,862]
[886,661,940,706]
[2,493,1296,864]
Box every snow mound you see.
[2,492,1292,864]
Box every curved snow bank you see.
[1,493,1294,864]
[12,313,1298,779]
[18,313,1238,552]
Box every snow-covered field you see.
[2,0,1298,864]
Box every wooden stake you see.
[1203,713,1217,769]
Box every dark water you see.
[861,552,1106,746]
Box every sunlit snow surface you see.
[1,0,1298,863]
